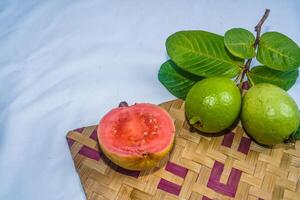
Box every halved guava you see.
[97,103,175,171]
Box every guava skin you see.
[100,141,174,170]
[185,77,241,133]
[241,83,299,146]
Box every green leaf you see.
[285,123,300,143]
[166,30,243,78]
[224,28,256,59]
[247,65,299,91]
[158,60,203,99]
[257,32,300,71]
[293,124,300,140]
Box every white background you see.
[0,1,299,199]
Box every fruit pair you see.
[185,77,299,146]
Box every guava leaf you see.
[224,28,256,59]
[257,32,300,71]
[247,66,299,91]
[166,30,243,78]
[293,125,300,140]
[158,60,204,99]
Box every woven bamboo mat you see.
[66,99,300,200]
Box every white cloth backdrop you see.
[0,0,299,199]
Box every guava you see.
[185,77,241,133]
[241,83,299,146]
[97,102,175,171]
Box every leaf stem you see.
[239,9,270,90]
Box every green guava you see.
[241,83,299,146]
[185,77,241,133]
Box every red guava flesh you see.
[97,103,175,171]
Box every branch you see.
[254,9,270,48]
[239,9,270,89]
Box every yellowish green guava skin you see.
[100,140,174,171]
[185,77,241,133]
[241,83,299,146]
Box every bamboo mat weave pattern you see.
[66,99,300,200]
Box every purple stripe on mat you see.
[165,161,188,178]
[115,167,140,178]
[221,131,234,148]
[242,81,250,90]
[202,196,212,200]
[90,129,98,141]
[238,137,251,155]
[207,161,242,197]
[74,127,85,133]
[209,161,223,180]
[67,138,75,148]
[78,146,101,161]
[157,178,181,196]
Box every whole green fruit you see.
[241,83,299,146]
[185,77,241,133]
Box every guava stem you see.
[119,101,129,107]
[189,116,202,126]
[238,9,270,90]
